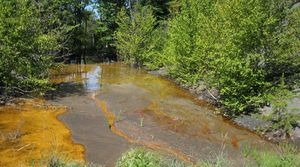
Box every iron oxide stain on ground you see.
[0,99,85,167]
[45,63,277,166]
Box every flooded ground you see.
[0,99,84,167]
[0,63,276,166]
[50,63,275,166]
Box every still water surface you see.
[52,63,274,164]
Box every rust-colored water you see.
[96,63,274,163]
[91,93,194,163]
[0,63,275,166]
[48,63,275,164]
[0,99,85,166]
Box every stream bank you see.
[149,67,300,147]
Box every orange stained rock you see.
[0,99,85,167]
[231,135,239,148]
[91,93,195,164]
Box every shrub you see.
[116,148,161,167]
[115,3,156,67]
[44,155,101,167]
[162,0,300,115]
[243,144,300,167]
[264,77,299,136]
[0,0,60,96]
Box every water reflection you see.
[84,66,101,92]
[49,64,102,98]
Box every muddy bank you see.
[149,67,300,146]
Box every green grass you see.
[243,144,300,167]
[197,155,233,167]
[30,154,102,167]
[116,148,161,167]
[38,145,300,167]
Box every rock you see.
[148,67,168,76]
[157,67,168,76]
[195,84,206,94]
[291,125,300,147]
[206,87,220,100]
[259,106,273,117]
[233,115,271,132]
[291,127,300,140]
[197,95,206,101]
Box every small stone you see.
[208,88,220,99]
[291,127,300,139]
[195,85,206,94]
[260,106,272,117]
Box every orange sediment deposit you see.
[231,135,239,148]
[91,93,195,164]
[0,99,85,167]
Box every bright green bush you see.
[114,0,300,118]
[264,77,298,135]
[162,0,300,115]
[114,3,157,67]
[0,0,61,96]
[116,148,161,167]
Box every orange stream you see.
[91,92,195,164]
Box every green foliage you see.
[143,22,168,69]
[115,3,157,66]
[45,155,101,167]
[162,0,300,115]
[198,156,232,167]
[243,144,300,167]
[94,0,124,60]
[0,0,59,95]
[113,0,300,116]
[0,0,98,97]
[116,148,161,167]
[265,77,298,135]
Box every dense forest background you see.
[0,0,172,95]
[0,0,300,134]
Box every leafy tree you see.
[95,0,126,61]
[161,0,300,115]
[0,0,61,96]
[138,0,172,19]
[115,3,156,66]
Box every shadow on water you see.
[45,82,86,100]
